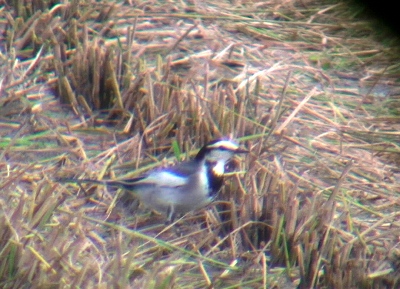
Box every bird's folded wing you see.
[133,170,188,188]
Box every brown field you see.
[1,0,400,288]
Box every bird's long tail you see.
[57,177,143,190]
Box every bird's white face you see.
[205,140,246,176]
[195,139,247,176]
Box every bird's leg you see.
[165,204,176,225]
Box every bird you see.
[59,138,248,221]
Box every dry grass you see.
[1,0,400,288]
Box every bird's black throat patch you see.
[206,160,224,198]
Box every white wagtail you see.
[60,138,247,221]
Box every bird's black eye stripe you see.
[218,147,230,151]
[206,146,228,152]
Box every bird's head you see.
[195,138,248,168]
